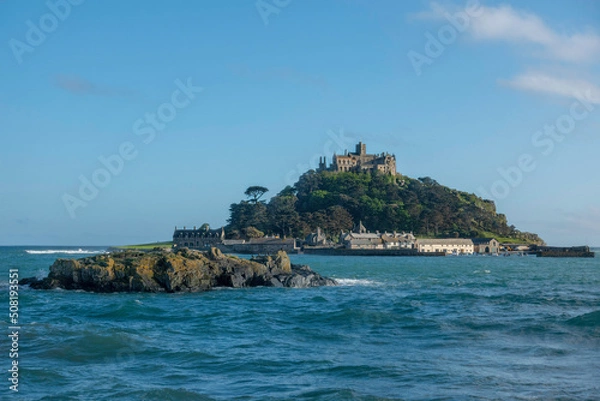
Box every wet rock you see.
[21,248,336,293]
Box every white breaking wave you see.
[25,249,106,255]
[336,278,381,287]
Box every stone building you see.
[380,232,416,249]
[219,238,298,254]
[173,226,299,254]
[339,221,415,250]
[305,227,330,247]
[173,226,225,249]
[415,238,474,255]
[318,142,397,175]
[471,238,499,254]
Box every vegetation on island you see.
[113,241,173,250]
[227,170,544,244]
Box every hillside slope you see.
[227,170,544,244]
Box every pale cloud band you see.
[418,1,600,63]
[414,2,600,101]
[502,73,600,105]
[469,4,600,63]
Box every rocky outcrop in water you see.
[20,248,336,293]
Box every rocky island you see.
[20,247,336,292]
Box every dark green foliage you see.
[227,172,543,243]
[227,201,268,232]
[267,195,303,237]
[301,205,354,238]
[244,186,269,203]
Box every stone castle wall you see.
[319,142,397,175]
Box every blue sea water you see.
[1,246,599,400]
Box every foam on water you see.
[335,278,382,286]
[25,248,107,255]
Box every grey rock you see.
[21,248,336,293]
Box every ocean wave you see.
[567,310,600,327]
[335,278,382,287]
[25,249,106,255]
[120,388,217,401]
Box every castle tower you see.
[355,142,366,155]
[318,156,327,171]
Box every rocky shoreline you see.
[20,247,336,293]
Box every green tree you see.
[325,205,354,234]
[228,201,268,232]
[278,185,296,197]
[244,186,269,204]
[267,195,302,237]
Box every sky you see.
[0,0,599,246]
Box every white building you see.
[339,222,416,250]
[415,238,474,255]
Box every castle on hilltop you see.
[318,142,397,175]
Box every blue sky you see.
[1,0,599,246]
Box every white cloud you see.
[415,3,600,101]
[471,5,600,63]
[423,2,600,63]
[502,72,600,104]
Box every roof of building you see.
[174,226,223,233]
[248,238,295,245]
[416,238,474,245]
[347,233,381,240]
[471,238,498,245]
[379,234,411,242]
[222,239,246,245]
[385,232,415,240]
[306,227,327,242]
[347,238,382,246]
[352,221,367,234]
[173,227,225,238]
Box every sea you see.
[1,246,599,401]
